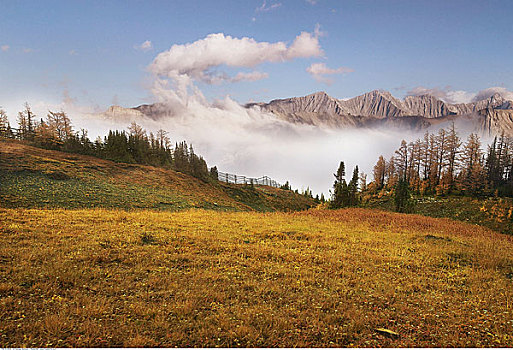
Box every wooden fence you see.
[217,171,281,188]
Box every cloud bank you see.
[407,86,513,104]
[472,87,513,102]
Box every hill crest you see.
[0,139,316,212]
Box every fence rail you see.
[217,171,281,188]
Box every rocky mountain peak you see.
[488,92,505,105]
[308,91,329,98]
[102,88,513,136]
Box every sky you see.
[1,0,512,194]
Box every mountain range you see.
[104,90,513,136]
[247,90,513,135]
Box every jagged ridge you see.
[102,90,513,136]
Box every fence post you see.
[218,171,280,188]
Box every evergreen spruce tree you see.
[348,165,360,206]
[394,176,413,213]
[331,161,346,208]
[210,166,219,180]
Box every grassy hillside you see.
[0,207,512,347]
[366,195,513,235]
[0,139,315,212]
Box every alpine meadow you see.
[1,0,513,348]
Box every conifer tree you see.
[394,176,413,213]
[0,109,12,138]
[331,161,346,208]
[373,155,386,189]
[394,140,408,180]
[210,166,219,180]
[445,122,461,193]
[17,111,28,140]
[459,133,485,196]
[348,165,359,206]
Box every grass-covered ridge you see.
[0,207,512,347]
[0,139,315,212]
[366,194,513,235]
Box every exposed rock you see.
[103,89,513,137]
[134,103,173,119]
[403,94,458,118]
[251,90,513,136]
[341,90,405,118]
[103,105,145,121]
[479,107,513,137]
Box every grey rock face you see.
[479,108,513,137]
[251,90,513,135]
[103,90,513,136]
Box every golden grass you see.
[0,207,512,347]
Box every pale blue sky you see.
[1,0,512,112]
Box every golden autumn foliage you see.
[1,208,512,347]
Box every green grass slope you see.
[366,195,513,235]
[0,139,315,212]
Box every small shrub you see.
[140,232,157,245]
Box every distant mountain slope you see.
[0,139,315,212]
[102,89,513,136]
[479,107,513,136]
[249,90,513,135]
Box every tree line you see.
[371,123,513,197]
[0,104,213,181]
[331,123,513,212]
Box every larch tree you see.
[47,110,73,142]
[373,155,387,189]
[460,133,485,195]
[0,109,12,138]
[444,122,461,193]
[394,140,408,180]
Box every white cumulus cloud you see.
[135,40,153,52]
[149,30,323,97]
[306,62,353,84]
